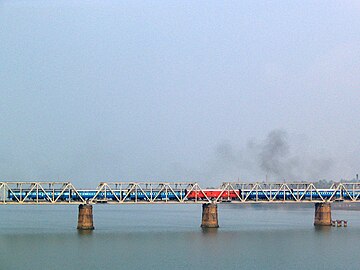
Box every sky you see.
[0,0,359,187]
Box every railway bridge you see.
[1,181,359,230]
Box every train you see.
[6,188,358,202]
[7,190,184,201]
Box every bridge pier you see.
[201,203,219,228]
[314,202,331,226]
[77,204,94,230]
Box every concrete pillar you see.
[201,203,219,228]
[314,202,331,226]
[77,204,94,230]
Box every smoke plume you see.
[204,129,334,182]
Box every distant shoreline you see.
[224,202,360,211]
[332,203,360,211]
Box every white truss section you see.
[89,182,211,204]
[0,182,211,204]
[1,181,360,205]
[217,182,360,203]
[0,182,85,204]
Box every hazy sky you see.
[0,1,359,186]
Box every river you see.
[0,204,359,269]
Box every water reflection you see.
[77,229,94,236]
[201,227,218,236]
[314,225,332,234]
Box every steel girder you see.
[0,182,85,204]
[0,182,211,204]
[217,182,360,203]
[88,182,211,204]
[1,181,360,205]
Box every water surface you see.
[0,204,359,269]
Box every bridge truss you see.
[217,182,360,203]
[0,182,211,204]
[88,182,211,204]
[1,181,360,205]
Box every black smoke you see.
[204,129,334,182]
